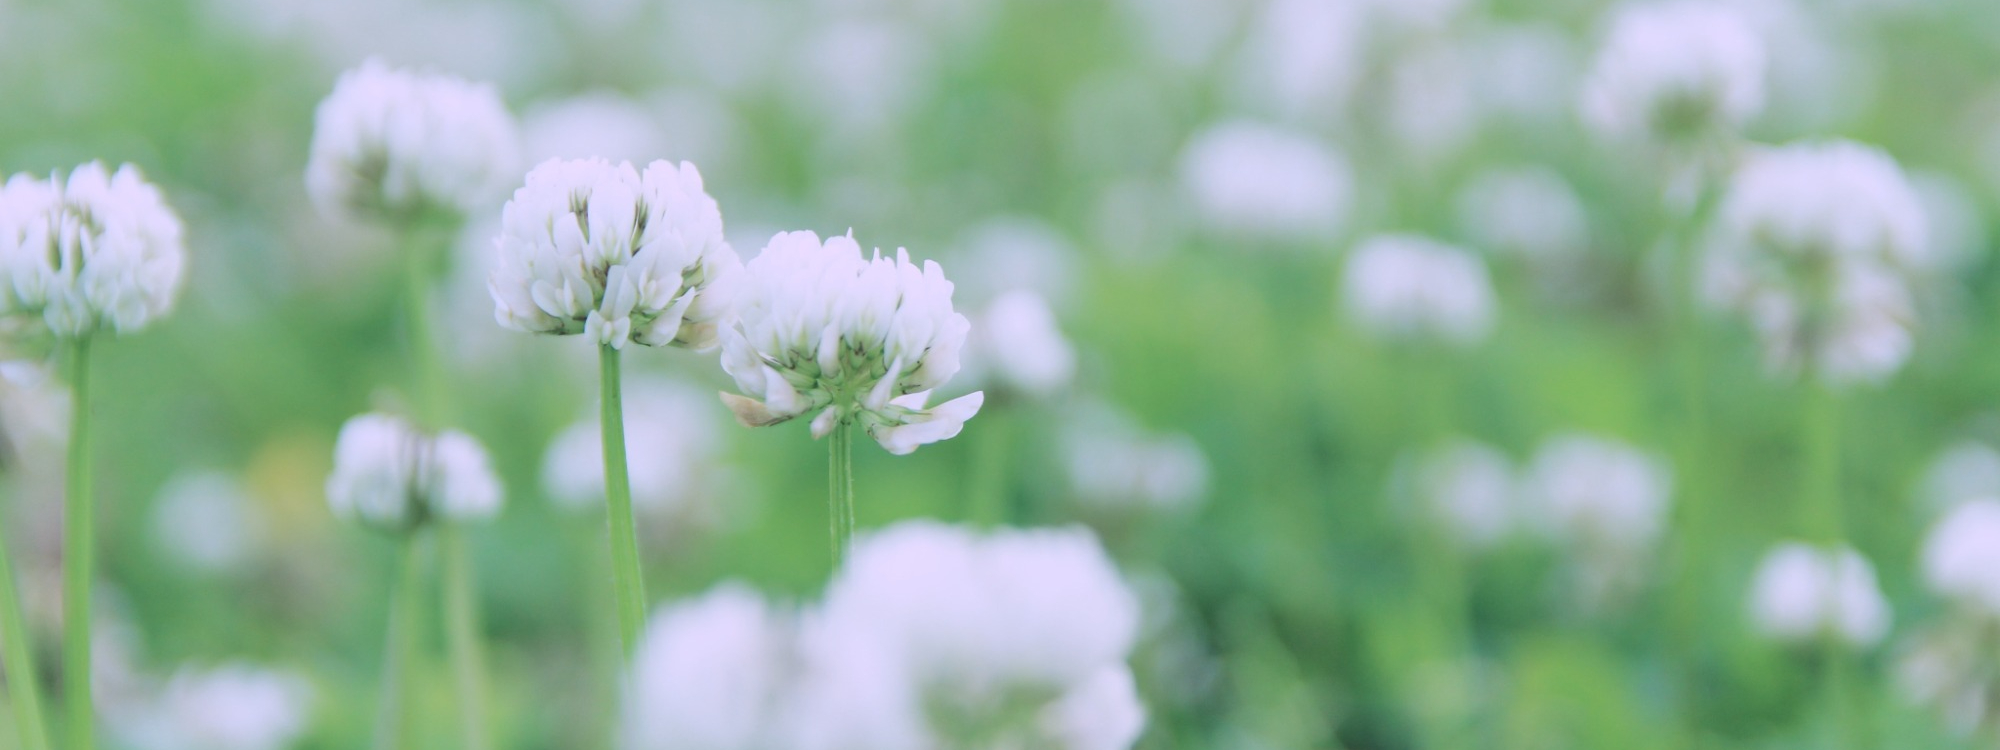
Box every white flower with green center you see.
[719,230,983,455]
[306,58,519,224]
[324,412,503,531]
[0,163,185,338]
[488,157,742,351]
[1579,1,1765,148]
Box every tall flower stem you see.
[1801,377,1857,750]
[401,219,488,750]
[0,502,50,750]
[598,344,647,655]
[829,421,855,565]
[374,534,427,750]
[61,336,93,750]
[1665,183,1719,748]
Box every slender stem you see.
[440,526,489,750]
[403,220,448,427]
[373,534,427,750]
[829,421,855,565]
[1666,183,1717,749]
[1802,379,1843,544]
[0,505,50,750]
[62,336,92,750]
[598,344,647,656]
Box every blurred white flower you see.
[719,231,983,455]
[1920,441,2000,515]
[1454,165,1590,262]
[1909,172,1987,274]
[151,471,264,572]
[1065,403,1209,513]
[324,412,503,531]
[542,378,727,520]
[1178,121,1352,242]
[948,217,1079,310]
[1921,499,2000,619]
[1227,0,1364,120]
[1341,234,1496,346]
[488,158,742,351]
[1384,41,1478,163]
[1523,433,1671,551]
[1747,541,1891,647]
[1896,623,2000,738]
[149,664,312,750]
[1408,440,1518,550]
[623,583,792,750]
[1579,1,1765,148]
[960,290,1076,401]
[0,163,185,337]
[519,91,668,166]
[305,58,519,224]
[1704,140,1929,385]
[788,18,933,144]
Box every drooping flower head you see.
[324,412,502,532]
[720,230,983,455]
[1579,1,1765,149]
[1341,234,1496,346]
[1703,140,1929,385]
[0,163,185,338]
[489,157,741,350]
[1746,541,1891,648]
[306,58,520,224]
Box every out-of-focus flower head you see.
[1579,1,1765,150]
[488,157,741,351]
[542,377,728,523]
[1703,140,1928,386]
[1523,433,1672,551]
[150,664,312,750]
[1064,402,1209,514]
[0,163,185,339]
[1922,499,2000,620]
[151,470,265,573]
[519,91,669,167]
[1746,541,1891,648]
[1920,440,2000,516]
[623,583,792,750]
[959,290,1076,402]
[1226,0,1364,121]
[1406,439,1518,551]
[719,230,982,455]
[1455,166,1590,263]
[324,412,502,532]
[1178,121,1352,243]
[306,58,519,225]
[1341,234,1496,346]
[1896,621,2000,739]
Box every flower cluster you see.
[719,230,983,455]
[1579,1,1765,149]
[960,289,1076,402]
[324,412,502,531]
[488,158,742,350]
[306,58,520,224]
[1703,140,1929,386]
[1341,234,1496,346]
[1746,541,1890,648]
[620,522,1146,750]
[0,163,185,338]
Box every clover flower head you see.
[324,412,503,531]
[964,290,1075,401]
[151,471,262,573]
[1342,234,1496,346]
[1454,165,1589,261]
[1922,499,2000,620]
[1178,120,1352,242]
[1524,433,1671,550]
[0,163,185,338]
[623,583,791,750]
[1747,541,1891,648]
[306,58,520,223]
[1064,403,1209,514]
[151,664,313,750]
[1714,140,1929,270]
[1409,439,1519,551]
[1580,1,1765,148]
[719,230,983,455]
[489,157,741,351]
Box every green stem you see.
[440,526,489,750]
[403,222,448,427]
[1802,379,1843,544]
[829,421,855,566]
[598,344,647,656]
[1666,186,1717,750]
[374,535,427,750]
[62,336,92,750]
[0,505,50,750]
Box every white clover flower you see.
[1064,403,1209,514]
[622,583,792,750]
[148,664,312,750]
[151,471,263,572]
[324,412,503,531]
[1342,234,1496,346]
[1178,121,1352,242]
[961,290,1076,401]
[1747,542,1891,648]
[1226,0,1364,120]
[1384,41,1479,163]
[0,163,185,338]
[1523,433,1671,551]
[1408,439,1518,551]
[719,230,983,455]
[1454,166,1589,262]
[542,378,725,519]
[1921,499,2000,619]
[1579,1,1765,148]
[817,522,1144,748]
[306,58,519,223]
[489,158,742,351]
[1739,260,1914,386]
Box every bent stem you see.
[829,421,855,566]
[440,526,489,750]
[374,535,427,750]
[62,336,93,750]
[598,344,647,656]
[0,504,50,750]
